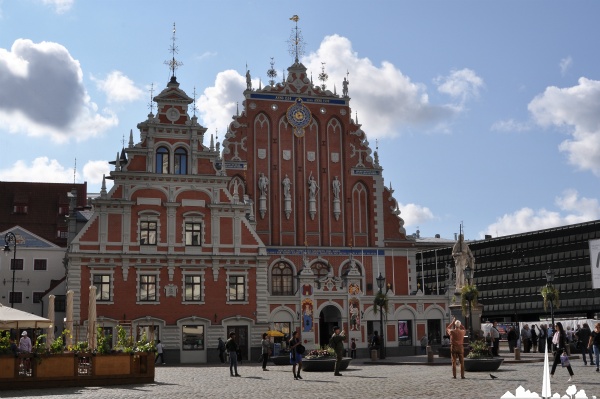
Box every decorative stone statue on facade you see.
[332,176,341,221]
[282,174,292,220]
[307,173,319,220]
[258,172,268,218]
[452,233,475,290]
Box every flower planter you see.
[464,357,503,372]
[95,353,131,376]
[271,355,291,366]
[302,357,352,372]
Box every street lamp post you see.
[463,265,474,339]
[376,273,390,359]
[545,267,555,328]
[3,232,17,308]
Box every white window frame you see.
[136,269,161,305]
[90,268,115,304]
[225,269,249,305]
[181,270,205,304]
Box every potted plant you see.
[464,339,503,372]
[302,347,352,372]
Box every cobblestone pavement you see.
[2,353,600,399]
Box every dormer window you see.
[174,148,188,175]
[156,146,169,174]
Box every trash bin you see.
[514,347,521,360]
[371,349,378,361]
[426,346,434,363]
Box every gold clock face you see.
[295,111,304,120]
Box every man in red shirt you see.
[446,317,466,379]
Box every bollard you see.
[371,349,378,361]
[514,347,521,360]
[426,346,434,363]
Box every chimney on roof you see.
[485,234,492,240]
[435,234,440,238]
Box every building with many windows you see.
[67,27,452,363]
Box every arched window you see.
[271,262,294,295]
[174,148,187,175]
[156,147,169,174]
[311,262,330,279]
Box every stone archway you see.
[319,305,342,348]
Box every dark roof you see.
[0,181,87,247]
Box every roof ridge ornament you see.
[164,22,183,83]
[267,57,277,86]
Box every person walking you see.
[507,326,518,353]
[155,340,165,364]
[289,331,304,380]
[590,323,600,372]
[329,326,346,376]
[350,338,357,359]
[490,321,500,356]
[550,322,574,382]
[261,333,270,371]
[217,337,226,363]
[225,332,241,377]
[446,317,466,379]
[420,334,428,354]
[575,323,594,366]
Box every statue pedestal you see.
[450,293,483,340]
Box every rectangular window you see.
[33,292,44,304]
[93,275,111,301]
[182,325,204,350]
[10,259,24,270]
[140,275,157,301]
[184,275,202,301]
[9,292,22,304]
[228,276,245,301]
[140,221,157,245]
[55,295,66,312]
[13,205,28,214]
[185,223,202,246]
[34,259,47,271]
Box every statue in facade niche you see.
[332,176,341,199]
[452,233,475,290]
[258,172,268,197]
[282,174,291,199]
[308,173,319,200]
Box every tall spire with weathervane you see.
[164,22,183,83]
[288,15,305,64]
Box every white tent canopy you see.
[0,303,52,329]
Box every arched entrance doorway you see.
[319,305,342,347]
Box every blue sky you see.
[1,0,599,241]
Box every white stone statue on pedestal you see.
[452,233,475,290]
[282,174,292,219]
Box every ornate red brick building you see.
[68,27,450,363]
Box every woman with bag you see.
[550,322,574,382]
[590,323,600,372]
[289,331,304,380]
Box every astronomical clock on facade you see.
[67,21,450,363]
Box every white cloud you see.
[41,0,74,14]
[0,157,80,183]
[435,68,484,106]
[82,160,110,184]
[398,202,435,227]
[0,39,118,143]
[490,118,532,133]
[197,35,481,139]
[92,71,144,103]
[482,189,600,237]
[528,77,600,176]
[197,69,249,137]
[559,56,573,76]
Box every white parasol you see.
[87,286,97,351]
[65,290,74,348]
[0,302,52,329]
[46,295,55,349]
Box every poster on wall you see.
[302,298,313,332]
[398,320,411,345]
[590,239,600,289]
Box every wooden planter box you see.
[36,353,76,378]
[0,355,16,379]
[302,357,352,372]
[95,353,131,376]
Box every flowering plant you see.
[304,347,335,359]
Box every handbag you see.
[296,344,306,355]
[560,351,570,367]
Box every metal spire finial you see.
[164,22,183,81]
[267,57,277,86]
[318,62,328,90]
[191,86,198,117]
[148,83,155,114]
[288,15,305,64]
